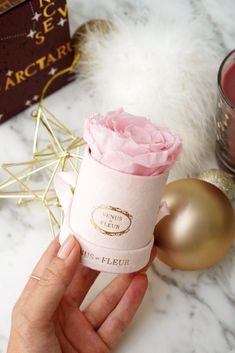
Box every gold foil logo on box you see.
[91,205,133,236]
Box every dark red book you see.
[0,0,74,123]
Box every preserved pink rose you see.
[84,108,181,176]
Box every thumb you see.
[26,235,80,324]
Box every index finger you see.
[97,273,148,349]
[64,263,100,306]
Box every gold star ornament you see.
[0,54,85,236]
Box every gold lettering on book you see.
[0,0,68,44]
[33,0,69,45]
[43,2,56,17]
[43,17,55,34]
[4,41,72,92]
[57,5,68,17]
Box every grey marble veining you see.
[0,1,235,352]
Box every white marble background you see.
[1,1,235,352]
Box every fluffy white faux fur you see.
[79,11,224,179]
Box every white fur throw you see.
[79,13,224,179]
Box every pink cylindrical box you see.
[64,149,168,273]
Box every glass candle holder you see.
[216,50,235,174]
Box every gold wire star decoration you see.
[0,54,86,236]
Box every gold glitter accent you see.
[223,119,228,127]
[198,169,235,201]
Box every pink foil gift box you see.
[55,109,181,273]
[55,148,169,273]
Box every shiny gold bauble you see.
[154,179,235,270]
[198,168,235,201]
[72,19,113,55]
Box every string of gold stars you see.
[0,53,86,237]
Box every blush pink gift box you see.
[55,148,169,273]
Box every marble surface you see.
[1,1,235,352]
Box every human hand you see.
[7,235,156,353]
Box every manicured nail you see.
[57,235,76,259]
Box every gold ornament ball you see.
[154,179,235,270]
[198,168,235,201]
[72,19,113,55]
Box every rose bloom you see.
[84,108,181,176]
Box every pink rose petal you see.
[84,108,182,176]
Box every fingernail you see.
[57,235,76,259]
